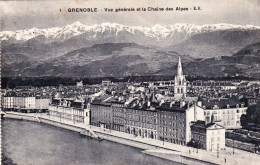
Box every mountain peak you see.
[69,21,84,27]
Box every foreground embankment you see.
[4,112,258,165]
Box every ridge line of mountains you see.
[1,22,260,79]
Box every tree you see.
[2,153,17,165]
[241,103,260,129]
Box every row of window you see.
[113,119,124,125]
[205,109,246,115]
[160,133,184,139]
[158,113,184,120]
[211,137,221,142]
[159,120,184,127]
[176,88,185,93]
[159,126,184,134]
[127,121,157,130]
[192,134,206,141]
[127,115,157,123]
[126,109,156,116]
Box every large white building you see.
[204,105,247,129]
[2,97,14,110]
[2,96,50,112]
[48,98,90,125]
[13,97,36,110]
[191,120,225,151]
[202,98,247,129]
[35,98,50,111]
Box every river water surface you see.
[2,118,179,165]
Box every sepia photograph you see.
[0,0,260,164]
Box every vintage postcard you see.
[1,0,260,165]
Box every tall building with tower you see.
[174,57,187,99]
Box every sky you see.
[0,0,260,31]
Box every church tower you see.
[174,57,187,99]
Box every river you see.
[2,118,179,165]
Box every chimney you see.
[147,101,151,107]
[159,100,164,106]
[197,101,202,107]
[211,114,214,123]
[194,103,197,121]
[81,102,84,109]
[205,116,210,125]
[170,101,175,108]
[180,101,185,108]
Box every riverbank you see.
[3,112,260,165]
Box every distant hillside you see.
[2,42,260,79]
[2,43,192,77]
[168,30,260,58]
[176,42,260,78]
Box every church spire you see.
[174,56,186,99]
[177,56,183,76]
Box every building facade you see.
[35,98,50,112]
[2,97,14,110]
[90,101,158,139]
[48,98,89,125]
[157,107,186,145]
[13,96,36,112]
[157,102,205,145]
[111,102,125,132]
[90,102,112,129]
[191,120,225,151]
[125,108,158,139]
[204,105,247,129]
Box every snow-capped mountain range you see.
[1,21,260,43]
[2,21,260,78]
